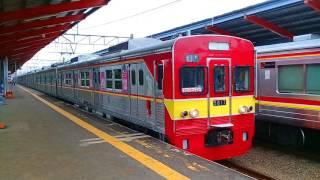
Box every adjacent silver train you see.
[256,34,320,145]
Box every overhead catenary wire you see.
[81,0,183,30]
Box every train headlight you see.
[189,109,199,118]
[181,111,188,118]
[239,106,248,114]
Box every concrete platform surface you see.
[0,86,252,180]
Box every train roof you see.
[21,35,252,74]
[255,34,320,53]
[56,38,175,70]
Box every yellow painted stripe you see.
[258,53,320,60]
[19,86,189,180]
[259,100,320,111]
[164,96,255,120]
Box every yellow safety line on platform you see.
[19,86,189,180]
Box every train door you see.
[208,58,232,127]
[54,68,58,97]
[130,64,138,119]
[73,70,79,103]
[154,61,165,134]
[137,63,147,122]
[93,67,101,111]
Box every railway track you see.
[218,160,276,180]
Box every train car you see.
[18,35,255,160]
[256,35,320,145]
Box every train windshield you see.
[234,67,250,92]
[181,67,205,94]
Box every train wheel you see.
[273,125,305,148]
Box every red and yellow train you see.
[18,35,255,160]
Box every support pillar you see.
[0,56,12,99]
[0,57,5,97]
[0,57,8,129]
[3,57,8,96]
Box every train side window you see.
[80,71,90,87]
[157,64,163,90]
[114,69,122,90]
[65,73,72,85]
[278,65,303,93]
[131,70,136,85]
[306,64,320,95]
[139,69,144,86]
[234,67,250,92]
[180,67,205,94]
[106,70,113,89]
[214,66,225,92]
[85,72,90,86]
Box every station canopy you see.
[150,0,320,46]
[0,0,109,72]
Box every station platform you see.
[0,86,252,180]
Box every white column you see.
[3,57,8,94]
[0,57,4,96]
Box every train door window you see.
[106,70,113,89]
[131,70,136,85]
[157,64,163,90]
[306,64,320,95]
[93,71,101,85]
[94,72,97,84]
[180,67,205,94]
[234,67,250,92]
[114,69,122,90]
[278,65,303,93]
[214,66,225,92]
[73,71,78,86]
[60,73,63,86]
[139,69,144,86]
[97,71,101,84]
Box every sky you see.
[18,0,268,74]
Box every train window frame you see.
[80,71,90,87]
[113,69,123,90]
[306,64,320,95]
[234,66,251,92]
[139,69,144,86]
[105,69,113,89]
[214,66,226,93]
[278,64,304,94]
[277,63,320,96]
[64,72,73,86]
[180,66,206,95]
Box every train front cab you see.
[164,36,255,160]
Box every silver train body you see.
[18,39,172,135]
[256,36,320,131]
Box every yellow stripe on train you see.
[164,96,255,120]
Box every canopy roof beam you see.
[244,15,294,39]
[0,0,108,23]
[305,0,320,12]
[0,14,85,35]
[205,25,232,36]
